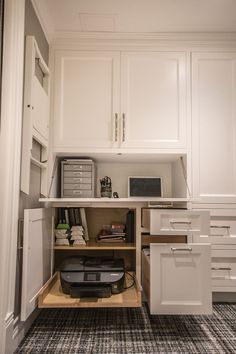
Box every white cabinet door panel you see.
[53,51,120,149]
[192,52,236,202]
[150,244,212,314]
[121,52,187,148]
[21,208,54,321]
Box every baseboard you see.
[213,292,236,303]
[4,309,40,354]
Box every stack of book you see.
[97,223,126,243]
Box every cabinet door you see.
[21,208,54,321]
[120,52,187,149]
[192,52,236,203]
[53,51,120,149]
[150,244,212,314]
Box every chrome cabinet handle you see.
[114,113,118,142]
[210,225,230,229]
[170,221,191,225]
[211,267,231,271]
[122,113,125,142]
[171,247,192,252]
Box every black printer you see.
[60,256,125,298]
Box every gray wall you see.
[15,0,49,316]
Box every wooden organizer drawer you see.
[38,272,141,308]
[63,183,92,190]
[142,209,210,235]
[64,171,92,178]
[64,164,92,171]
[64,177,92,184]
[63,190,93,197]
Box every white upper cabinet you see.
[192,52,236,203]
[120,52,187,149]
[53,51,120,149]
[52,50,187,151]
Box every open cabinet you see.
[21,198,213,321]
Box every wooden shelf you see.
[54,242,136,250]
[38,272,141,308]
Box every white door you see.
[150,244,212,314]
[120,52,187,149]
[53,51,120,149]
[21,208,54,321]
[192,52,236,203]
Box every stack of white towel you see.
[70,225,86,245]
[55,229,70,246]
[55,226,86,246]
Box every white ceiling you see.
[33,0,236,40]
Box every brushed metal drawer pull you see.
[170,221,191,225]
[210,225,230,229]
[114,113,118,142]
[211,267,232,271]
[171,247,192,252]
[122,113,125,142]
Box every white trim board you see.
[0,0,25,353]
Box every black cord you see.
[124,271,135,289]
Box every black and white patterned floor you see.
[15,304,236,353]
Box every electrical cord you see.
[124,271,135,289]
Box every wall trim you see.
[0,0,25,353]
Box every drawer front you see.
[63,190,93,197]
[63,171,92,178]
[64,177,92,184]
[147,244,212,314]
[193,216,236,245]
[210,217,236,244]
[63,183,92,190]
[63,164,92,171]
[211,248,236,289]
[148,210,209,235]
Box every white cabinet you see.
[53,51,120,149]
[142,244,212,314]
[53,50,187,151]
[120,52,187,149]
[192,52,236,203]
[21,208,54,321]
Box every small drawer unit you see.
[61,159,95,198]
[142,209,210,236]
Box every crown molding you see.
[50,31,236,49]
[52,30,236,42]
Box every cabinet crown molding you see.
[50,32,236,48]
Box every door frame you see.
[0,0,25,353]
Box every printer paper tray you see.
[38,272,141,308]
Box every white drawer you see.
[142,209,210,236]
[142,244,212,315]
[193,216,236,245]
[211,246,236,291]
